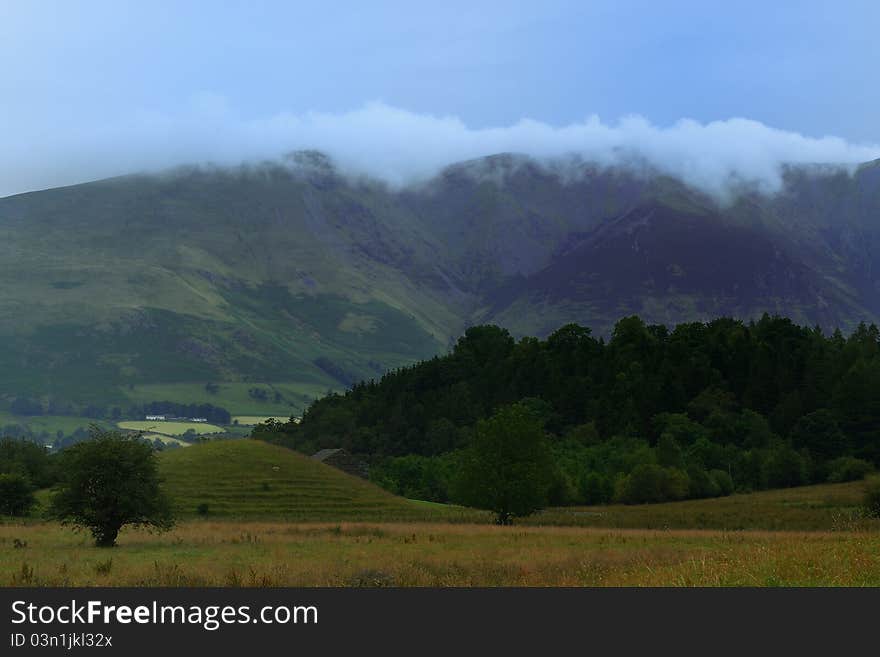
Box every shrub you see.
[686,466,720,499]
[709,469,735,496]
[371,453,456,502]
[547,469,577,506]
[826,457,874,483]
[615,464,690,505]
[761,445,807,489]
[196,503,210,516]
[94,559,113,575]
[0,473,36,516]
[579,472,612,505]
[864,476,880,519]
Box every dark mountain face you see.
[769,160,880,314]
[399,155,659,288]
[483,200,867,336]
[0,153,878,405]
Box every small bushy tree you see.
[826,457,874,483]
[50,428,174,547]
[615,464,690,504]
[0,473,36,516]
[709,469,735,496]
[686,466,720,499]
[761,444,807,489]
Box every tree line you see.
[5,399,232,425]
[254,314,880,512]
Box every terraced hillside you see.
[157,439,464,520]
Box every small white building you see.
[146,415,166,421]
[191,417,208,423]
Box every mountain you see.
[1,152,878,410]
[485,197,868,336]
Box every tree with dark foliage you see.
[452,402,553,524]
[0,473,36,516]
[0,437,56,488]
[50,428,173,547]
[255,314,880,507]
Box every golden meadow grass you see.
[2,521,879,587]
[7,442,878,587]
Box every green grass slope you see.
[527,480,877,531]
[0,164,457,405]
[157,439,472,521]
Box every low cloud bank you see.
[2,99,879,199]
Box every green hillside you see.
[157,439,467,520]
[528,479,875,531]
[2,153,880,412]
[0,162,455,407]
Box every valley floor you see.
[2,520,879,587]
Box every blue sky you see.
[1,0,879,197]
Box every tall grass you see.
[2,521,879,587]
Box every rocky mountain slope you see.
[1,152,877,406]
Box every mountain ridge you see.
[1,152,878,407]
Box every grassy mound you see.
[158,439,469,521]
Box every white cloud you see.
[2,100,878,199]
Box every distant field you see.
[120,382,333,415]
[0,412,109,438]
[141,433,192,447]
[2,522,879,586]
[117,421,223,436]
[232,415,294,426]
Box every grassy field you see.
[4,441,877,587]
[526,481,876,532]
[0,412,109,437]
[118,420,224,436]
[121,382,330,416]
[1,522,879,586]
[142,433,192,447]
[233,415,295,426]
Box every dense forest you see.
[254,315,880,506]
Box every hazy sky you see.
[2,0,879,197]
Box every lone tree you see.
[453,402,553,524]
[50,428,174,547]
